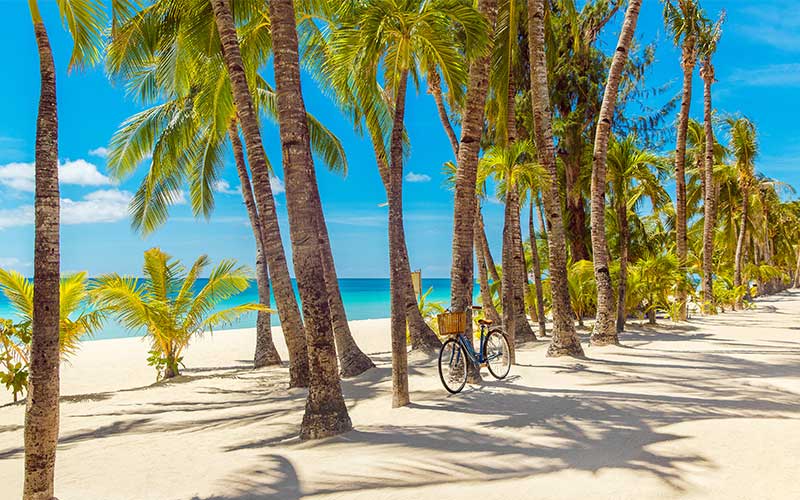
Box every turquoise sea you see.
[0,278,479,341]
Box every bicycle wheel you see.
[484,330,511,380]
[438,338,468,394]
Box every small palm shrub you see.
[0,270,104,401]
[91,248,265,380]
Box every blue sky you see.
[0,0,798,278]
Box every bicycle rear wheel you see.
[438,338,468,394]
[484,330,511,379]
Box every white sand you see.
[2,292,800,499]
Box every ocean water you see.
[0,278,479,341]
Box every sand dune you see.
[2,292,800,499]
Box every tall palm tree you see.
[727,116,758,309]
[449,0,497,324]
[330,0,487,405]
[518,163,547,337]
[588,0,642,346]
[209,0,351,438]
[663,0,706,320]
[480,141,539,350]
[92,249,263,379]
[528,0,584,357]
[699,12,724,310]
[24,0,107,496]
[605,136,669,332]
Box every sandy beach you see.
[2,291,800,499]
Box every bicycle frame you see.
[449,322,489,367]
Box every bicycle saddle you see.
[478,318,493,325]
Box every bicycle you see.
[437,306,511,394]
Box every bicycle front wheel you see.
[484,330,511,380]
[438,338,468,394]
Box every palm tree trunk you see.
[370,137,441,353]
[589,0,641,346]
[675,40,697,321]
[428,69,459,158]
[508,188,536,343]
[449,0,498,327]
[564,132,590,262]
[734,190,748,310]
[615,196,629,333]
[502,187,518,359]
[701,58,717,312]
[212,2,309,389]
[528,0,583,357]
[529,199,547,336]
[317,216,375,377]
[475,222,502,324]
[24,10,60,499]
[266,0,352,437]
[536,193,548,244]
[479,211,501,283]
[228,123,282,369]
[389,69,412,407]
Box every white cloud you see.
[729,64,800,87]
[0,257,30,270]
[405,172,432,183]
[0,159,113,192]
[736,3,800,52]
[88,146,109,158]
[270,176,285,194]
[0,206,34,230]
[0,189,133,229]
[213,179,240,195]
[61,189,133,225]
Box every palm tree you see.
[259,0,353,438]
[480,141,539,348]
[449,0,497,324]
[0,270,105,360]
[727,116,758,309]
[106,1,313,384]
[605,136,669,331]
[24,0,107,496]
[92,249,261,380]
[699,12,724,310]
[330,0,487,406]
[519,163,547,337]
[588,0,642,346]
[528,0,584,357]
[663,0,706,320]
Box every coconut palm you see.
[663,0,707,320]
[449,0,497,325]
[24,0,109,495]
[92,248,261,380]
[726,116,758,309]
[528,0,584,357]
[699,11,724,309]
[588,0,642,345]
[480,141,539,349]
[328,0,488,406]
[605,136,670,332]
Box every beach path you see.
[1,292,800,499]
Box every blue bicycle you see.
[437,306,511,394]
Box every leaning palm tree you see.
[449,0,497,323]
[92,248,262,380]
[260,0,353,438]
[727,116,758,309]
[527,0,583,357]
[588,0,642,346]
[328,0,487,406]
[699,11,725,309]
[663,0,707,320]
[24,0,109,496]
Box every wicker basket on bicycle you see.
[436,311,467,337]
